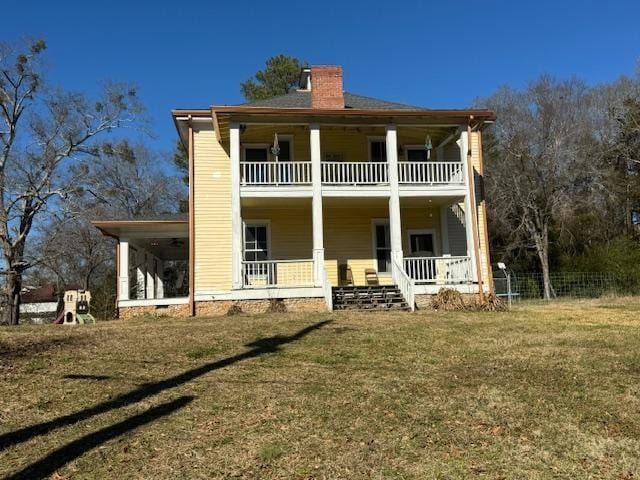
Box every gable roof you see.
[240,91,425,111]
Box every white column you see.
[459,131,478,282]
[230,123,243,289]
[118,238,129,301]
[155,259,164,299]
[386,125,403,266]
[135,251,146,300]
[146,254,155,299]
[310,124,325,286]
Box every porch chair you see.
[364,268,380,286]
[338,264,354,286]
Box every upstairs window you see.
[369,139,387,162]
[405,147,429,162]
[243,146,269,162]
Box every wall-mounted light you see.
[270,132,280,158]
[424,135,433,160]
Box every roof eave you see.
[210,105,495,120]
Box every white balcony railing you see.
[321,162,388,185]
[240,161,465,187]
[398,162,465,184]
[242,259,315,288]
[240,161,312,185]
[403,256,473,284]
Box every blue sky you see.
[3,0,639,152]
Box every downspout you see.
[465,117,486,302]
[188,116,196,316]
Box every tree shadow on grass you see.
[0,320,331,451]
[63,374,112,381]
[4,395,194,480]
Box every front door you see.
[244,224,270,285]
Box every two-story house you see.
[93,66,495,317]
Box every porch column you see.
[118,238,129,301]
[386,125,403,266]
[145,254,155,299]
[459,131,478,282]
[135,251,146,299]
[230,123,243,289]
[310,124,325,286]
[155,259,164,299]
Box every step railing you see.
[392,258,415,311]
[240,161,312,185]
[397,161,465,184]
[403,256,473,284]
[321,161,389,185]
[242,259,315,288]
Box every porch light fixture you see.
[270,132,280,159]
[424,135,433,160]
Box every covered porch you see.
[238,196,477,291]
[93,219,189,308]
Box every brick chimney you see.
[310,66,344,109]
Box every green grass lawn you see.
[1,298,639,479]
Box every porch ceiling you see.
[131,237,188,261]
[400,196,465,208]
[92,220,188,240]
[241,197,312,208]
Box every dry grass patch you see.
[1,298,639,478]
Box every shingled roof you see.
[240,91,426,111]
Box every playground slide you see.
[53,311,64,324]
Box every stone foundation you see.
[118,303,190,319]
[196,297,327,316]
[119,297,327,319]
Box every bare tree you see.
[481,76,594,298]
[0,39,140,324]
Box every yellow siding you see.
[323,205,440,286]
[193,128,232,293]
[243,207,313,260]
[470,131,492,286]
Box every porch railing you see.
[321,161,388,185]
[392,258,415,311]
[398,162,465,184]
[403,256,473,284]
[242,259,315,288]
[240,161,312,185]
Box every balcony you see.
[241,161,312,186]
[240,161,465,189]
[398,161,464,185]
[321,161,388,185]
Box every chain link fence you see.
[493,271,640,302]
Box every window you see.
[276,139,292,161]
[408,230,436,257]
[373,220,391,273]
[405,147,428,162]
[369,139,387,162]
[243,146,268,162]
[244,224,269,261]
